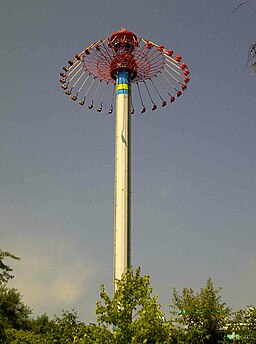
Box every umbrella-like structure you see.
[59,28,190,291]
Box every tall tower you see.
[59,28,190,292]
[109,30,138,290]
[114,69,131,288]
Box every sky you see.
[0,0,255,323]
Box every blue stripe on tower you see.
[117,70,129,95]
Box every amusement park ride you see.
[59,28,190,291]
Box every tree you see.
[0,250,32,342]
[231,306,256,343]
[0,286,32,343]
[2,247,256,343]
[0,249,88,343]
[170,278,231,344]
[4,310,89,343]
[0,286,32,331]
[4,328,46,344]
[0,249,20,286]
[51,310,88,343]
[82,267,174,343]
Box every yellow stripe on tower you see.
[117,83,129,91]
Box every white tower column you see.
[114,70,131,292]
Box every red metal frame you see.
[60,28,190,113]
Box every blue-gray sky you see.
[1,0,255,322]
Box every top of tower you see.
[110,28,137,42]
[60,28,190,114]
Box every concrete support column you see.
[114,70,131,292]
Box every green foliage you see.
[171,278,231,344]
[3,311,88,344]
[84,267,173,343]
[4,328,46,344]
[78,324,113,344]
[1,248,255,343]
[0,250,20,286]
[0,250,22,342]
[231,306,256,343]
[51,310,87,343]
[0,286,32,331]
[30,313,55,335]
